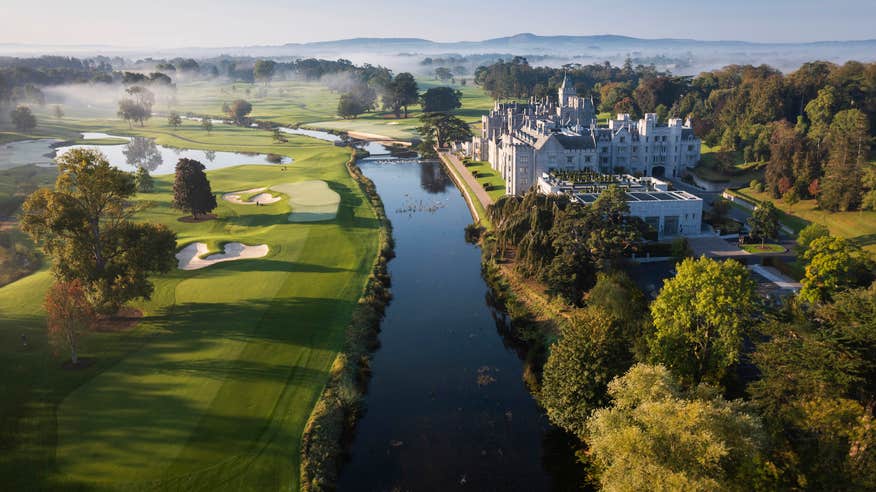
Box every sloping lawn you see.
[734,186,876,253]
[0,122,379,490]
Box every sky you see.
[1,0,875,48]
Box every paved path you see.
[440,151,495,208]
[750,264,802,290]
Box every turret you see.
[558,72,575,107]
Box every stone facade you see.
[468,75,702,195]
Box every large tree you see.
[116,86,155,127]
[747,200,780,246]
[167,111,182,128]
[795,223,830,255]
[227,99,252,124]
[800,235,873,303]
[586,364,765,491]
[541,306,635,439]
[383,72,419,118]
[420,86,462,113]
[21,149,177,314]
[10,105,36,132]
[135,166,154,193]
[253,59,277,86]
[819,109,870,211]
[649,256,756,384]
[172,158,218,219]
[45,279,95,366]
[337,93,367,119]
[417,112,470,148]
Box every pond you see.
[0,139,62,170]
[335,149,582,491]
[57,133,292,175]
[0,133,292,175]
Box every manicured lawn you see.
[733,186,876,253]
[463,159,506,201]
[691,143,764,183]
[741,243,786,254]
[0,120,380,490]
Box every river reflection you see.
[337,154,582,491]
[123,137,162,172]
[419,160,451,194]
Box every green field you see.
[0,118,380,489]
[127,78,490,141]
[28,78,493,142]
[732,186,876,253]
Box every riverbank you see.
[437,150,494,227]
[299,150,395,491]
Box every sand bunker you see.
[272,180,340,222]
[176,242,269,270]
[222,188,282,205]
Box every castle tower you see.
[558,72,575,107]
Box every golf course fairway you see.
[0,122,380,490]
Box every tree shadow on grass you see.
[851,233,876,248]
[146,297,354,350]
[325,180,381,231]
[21,296,357,488]
[204,258,351,274]
[224,211,290,228]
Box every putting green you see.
[272,180,340,222]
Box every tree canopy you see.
[420,86,462,113]
[750,285,876,489]
[10,105,36,131]
[21,149,177,314]
[383,72,419,118]
[800,235,873,303]
[227,99,252,124]
[253,59,277,86]
[417,112,470,148]
[172,158,218,219]
[586,364,765,492]
[747,201,780,246]
[648,256,756,384]
[541,306,636,439]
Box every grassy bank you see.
[299,151,394,491]
[0,119,380,490]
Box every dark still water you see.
[337,158,579,492]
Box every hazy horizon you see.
[2,0,875,49]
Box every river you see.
[335,149,580,491]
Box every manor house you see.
[467,74,702,195]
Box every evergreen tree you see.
[172,158,217,219]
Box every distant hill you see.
[3,33,875,74]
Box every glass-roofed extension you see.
[537,170,703,239]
